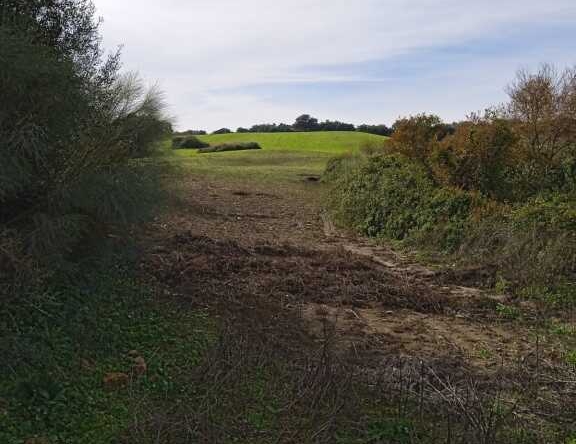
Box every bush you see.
[461,192,576,288]
[325,65,576,299]
[357,124,393,137]
[198,142,262,153]
[172,136,210,149]
[212,128,232,134]
[325,153,476,251]
[431,115,516,199]
[326,151,576,289]
[179,129,206,135]
[0,1,171,280]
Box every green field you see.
[196,131,386,153]
[171,131,388,182]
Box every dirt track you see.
[142,176,566,374]
[135,175,576,440]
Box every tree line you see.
[183,115,394,136]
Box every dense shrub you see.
[172,136,210,149]
[0,0,171,280]
[431,114,517,199]
[198,142,262,153]
[357,124,393,136]
[325,65,576,291]
[325,151,576,288]
[325,154,475,252]
[249,123,294,133]
[179,129,206,135]
[462,193,576,288]
[212,128,232,134]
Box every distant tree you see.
[236,127,250,133]
[293,114,320,131]
[276,123,294,132]
[249,123,293,133]
[318,120,356,131]
[212,128,232,134]
[357,124,393,136]
[181,129,206,135]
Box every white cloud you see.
[94,0,576,130]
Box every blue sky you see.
[95,0,576,131]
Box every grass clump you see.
[198,141,262,153]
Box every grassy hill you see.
[171,131,388,183]
[197,131,387,154]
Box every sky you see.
[94,0,576,132]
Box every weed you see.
[496,303,521,320]
[565,350,576,367]
[495,274,511,294]
[478,348,493,359]
[550,323,576,336]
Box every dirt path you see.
[136,174,576,441]
[143,176,559,374]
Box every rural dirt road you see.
[144,175,547,374]
[137,174,574,440]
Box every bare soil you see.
[138,175,575,440]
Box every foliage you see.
[178,129,206,135]
[325,65,576,294]
[505,65,576,199]
[432,113,517,199]
[318,120,356,131]
[0,0,171,279]
[212,127,232,134]
[0,261,213,443]
[249,123,294,133]
[229,116,392,134]
[357,123,394,136]
[293,114,320,131]
[172,135,210,149]
[198,142,262,153]
[325,154,475,252]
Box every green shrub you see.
[198,142,262,153]
[172,135,210,149]
[461,192,576,288]
[325,150,576,292]
[0,1,171,281]
[325,153,475,252]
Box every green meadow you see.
[171,131,388,182]
[197,131,386,153]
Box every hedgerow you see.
[325,64,576,292]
